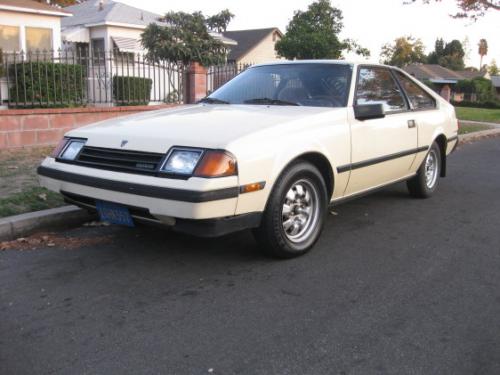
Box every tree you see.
[455,77,496,102]
[478,38,488,69]
[380,36,426,67]
[427,38,445,64]
[141,10,234,66]
[488,59,499,75]
[427,38,465,70]
[440,39,466,70]
[407,0,500,20]
[275,0,370,60]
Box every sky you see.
[120,0,500,68]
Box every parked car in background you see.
[38,60,459,258]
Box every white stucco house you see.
[61,0,236,56]
[0,0,71,53]
[61,0,169,55]
[0,0,72,104]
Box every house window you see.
[272,32,278,42]
[26,27,53,52]
[91,38,105,64]
[0,25,20,52]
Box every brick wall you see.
[187,62,208,104]
[0,104,179,149]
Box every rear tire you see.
[407,142,441,198]
[253,161,328,258]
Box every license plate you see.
[96,201,134,227]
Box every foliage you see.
[113,76,153,105]
[206,10,234,33]
[8,61,85,108]
[478,38,488,68]
[406,0,500,20]
[380,36,426,67]
[0,187,64,218]
[275,0,370,60]
[165,90,179,104]
[488,59,499,75]
[141,10,234,66]
[455,77,496,102]
[427,38,465,70]
[451,100,500,109]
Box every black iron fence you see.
[206,62,252,94]
[0,50,186,108]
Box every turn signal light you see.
[240,181,266,194]
[194,151,237,177]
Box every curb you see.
[0,205,95,241]
[459,120,500,128]
[459,127,500,143]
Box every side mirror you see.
[354,104,385,121]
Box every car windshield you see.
[204,63,353,108]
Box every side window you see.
[395,71,436,110]
[355,67,407,113]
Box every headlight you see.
[58,139,86,160]
[160,148,237,177]
[161,148,203,175]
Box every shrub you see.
[112,76,152,105]
[8,61,85,108]
[451,100,500,109]
[455,77,496,103]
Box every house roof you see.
[223,27,282,61]
[0,0,71,17]
[62,0,167,29]
[404,63,487,83]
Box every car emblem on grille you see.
[120,140,128,147]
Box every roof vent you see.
[98,0,104,11]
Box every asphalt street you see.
[1,137,500,375]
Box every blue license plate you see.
[96,201,134,227]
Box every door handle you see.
[408,120,416,129]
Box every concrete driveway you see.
[1,138,500,375]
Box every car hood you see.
[68,104,340,154]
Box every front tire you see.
[407,142,441,198]
[253,161,328,258]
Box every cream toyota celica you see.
[38,61,458,258]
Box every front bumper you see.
[38,158,242,221]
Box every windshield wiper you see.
[199,97,230,104]
[243,98,300,106]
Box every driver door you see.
[344,66,418,196]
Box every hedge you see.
[8,61,85,108]
[113,76,152,105]
[451,100,500,109]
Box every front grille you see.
[73,146,165,175]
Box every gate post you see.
[187,62,207,104]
